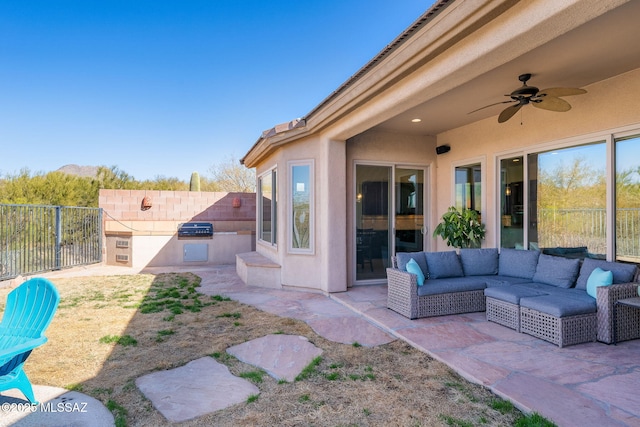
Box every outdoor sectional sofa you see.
[386,248,640,347]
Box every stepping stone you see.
[227,334,323,382]
[136,357,259,423]
[0,386,114,427]
[307,316,395,346]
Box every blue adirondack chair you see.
[0,278,60,404]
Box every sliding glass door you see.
[355,164,426,282]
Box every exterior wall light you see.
[141,196,152,211]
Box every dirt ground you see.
[1,273,532,426]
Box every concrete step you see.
[236,251,281,289]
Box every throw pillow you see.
[576,258,637,290]
[396,252,428,275]
[406,258,426,286]
[586,267,613,298]
[532,254,581,288]
[425,251,464,279]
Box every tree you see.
[208,156,256,192]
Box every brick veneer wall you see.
[99,189,256,267]
[99,189,255,234]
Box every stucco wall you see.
[433,68,640,250]
[254,137,323,291]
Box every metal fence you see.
[0,204,102,280]
[538,207,640,262]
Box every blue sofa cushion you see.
[425,251,464,279]
[484,285,548,305]
[498,248,540,279]
[575,258,637,290]
[586,267,613,298]
[486,276,534,286]
[460,248,499,276]
[396,252,428,276]
[520,295,596,317]
[532,254,581,288]
[406,258,426,286]
[418,277,487,297]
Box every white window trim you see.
[288,159,315,254]
[450,156,487,217]
[258,166,277,247]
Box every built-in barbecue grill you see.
[177,222,213,238]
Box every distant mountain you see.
[56,164,100,178]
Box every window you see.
[528,142,607,258]
[499,130,640,262]
[258,169,277,245]
[616,135,640,262]
[455,163,482,212]
[289,161,313,253]
[500,156,524,248]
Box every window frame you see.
[288,159,315,254]
[451,156,486,217]
[495,124,640,262]
[258,167,277,246]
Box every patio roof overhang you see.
[241,0,640,168]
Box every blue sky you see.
[0,1,433,181]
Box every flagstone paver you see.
[306,316,395,346]
[136,357,259,423]
[227,334,323,382]
[35,264,640,426]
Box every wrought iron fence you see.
[0,204,102,280]
[537,207,640,262]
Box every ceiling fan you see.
[471,73,587,123]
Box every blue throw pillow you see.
[586,267,613,298]
[576,258,637,290]
[396,252,428,275]
[406,258,426,286]
[425,251,464,279]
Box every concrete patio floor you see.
[193,265,640,427]
[14,263,640,426]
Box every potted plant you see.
[433,206,486,249]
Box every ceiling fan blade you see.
[468,100,515,114]
[498,104,523,123]
[532,96,571,112]
[538,87,587,97]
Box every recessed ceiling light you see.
[411,118,422,123]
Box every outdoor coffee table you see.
[613,296,640,345]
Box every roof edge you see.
[241,0,453,167]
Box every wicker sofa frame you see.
[387,253,640,347]
[386,268,486,319]
[386,258,486,319]
[486,281,640,346]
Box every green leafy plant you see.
[433,206,486,248]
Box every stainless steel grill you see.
[177,222,213,237]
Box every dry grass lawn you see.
[0,272,540,426]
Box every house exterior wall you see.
[254,136,347,292]
[433,67,640,250]
[244,0,640,291]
